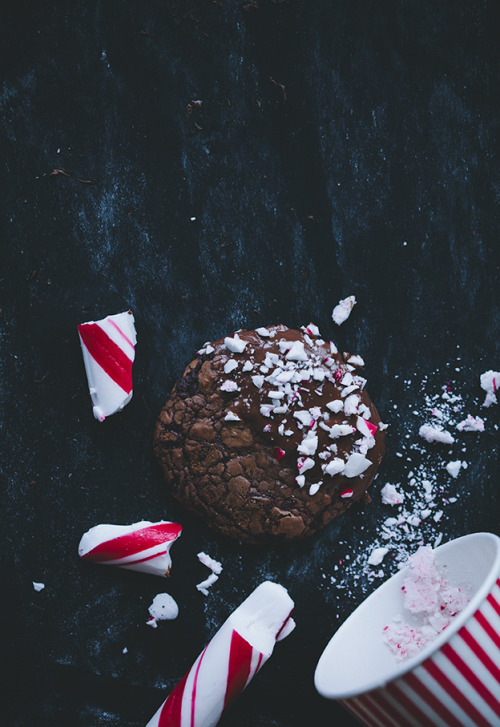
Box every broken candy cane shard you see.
[78,310,136,420]
[146,581,295,727]
[78,521,182,577]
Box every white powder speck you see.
[33,582,45,592]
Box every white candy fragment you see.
[380,483,404,506]
[33,581,45,592]
[220,380,239,393]
[326,400,344,413]
[456,415,485,432]
[343,394,360,414]
[445,460,463,478]
[332,295,356,325]
[78,520,182,577]
[145,581,295,727]
[197,552,223,575]
[480,370,499,407]
[223,360,238,374]
[367,547,389,566]
[328,424,355,439]
[224,334,247,353]
[224,411,241,421]
[309,482,322,496]
[255,327,271,337]
[252,375,265,389]
[322,458,345,477]
[242,361,254,372]
[418,424,455,445]
[147,593,179,628]
[286,341,308,361]
[78,310,137,421]
[297,456,315,473]
[196,572,219,596]
[348,354,365,367]
[344,452,372,478]
[297,433,318,456]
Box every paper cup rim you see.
[315,531,500,700]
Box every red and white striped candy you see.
[341,578,500,726]
[78,310,137,421]
[78,520,182,578]
[146,581,295,727]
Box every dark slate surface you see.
[2,1,499,726]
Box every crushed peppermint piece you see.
[242,361,254,372]
[332,295,356,325]
[383,545,470,662]
[309,482,322,496]
[197,552,223,575]
[224,411,241,421]
[367,546,388,566]
[223,360,238,374]
[380,483,404,505]
[275,447,286,460]
[456,415,485,432]
[418,424,455,444]
[326,399,344,413]
[252,375,265,388]
[340,488,353,499]
[33,581,45,592]
[196,572,219,596]
[220,380,240,393]
[295,475,306,487]
[343,394,360,414]
[344,452,372,478]
[255,327,271,337]
[224,333,247,353]
[285,340,308,361]
[147,593,179,625]
[480,369,499,407]
[348,354,365,367]
[297,433,318,456]
[322,457,345,476]
[328,424,355,438]
[297,456,315,473]
[445,460,462,478]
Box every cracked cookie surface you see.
[154,324,386,543]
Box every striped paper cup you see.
[314,532,500,726]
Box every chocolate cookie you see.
[154,324,386,543]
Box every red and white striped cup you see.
[315,532,500,726]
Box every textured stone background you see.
[1,1,499,725]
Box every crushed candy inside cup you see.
[383,545,470,661]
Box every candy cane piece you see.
[145,581,295,727]
[78,310,137,421]
[78,520,182,577]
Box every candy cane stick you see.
[146,581,295,727]
[78,521,182,577]
[78,310,137,421]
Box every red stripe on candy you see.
[224,630,254,711]
[78,322,133,394]
[108,317,135,349]
[191,646,208,727]
[158,669,189,727]
[82,523,182,562]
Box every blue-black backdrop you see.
[1,1,499,726]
